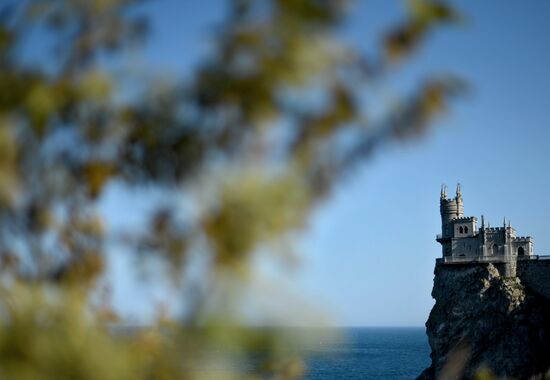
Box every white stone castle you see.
[437,184,534,264]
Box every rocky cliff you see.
[417,262,550,379]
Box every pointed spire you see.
[456,183,462,198]
[481,214,485,228]
[440,184,447,199]
[503,217,506,228]
[508,219,511,228]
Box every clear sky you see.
[102,0,550,326]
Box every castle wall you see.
[517,260,550,299]
[451,236,480,257]
[484,229,506,255]
[452,219,476,238]
[442,242,452,257]
[512,241,532,256]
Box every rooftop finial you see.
[481,214,485,228]
[503,217,506,227]
[441,184,447,199]
[456,183,462,198]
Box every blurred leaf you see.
[83,161,117,198]
[0,122,19,206]
[385,0,461,62]
[204,171,309,269]
[78,70,112,101]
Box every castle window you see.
[464,226,469,234]
[492,244,499,255]
[518,247,525,256]
[459,226,464,234]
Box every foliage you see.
[0,0,462,378]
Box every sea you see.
[113,325,430,379]
[299,327,430,380]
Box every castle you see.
[436,184,534,273]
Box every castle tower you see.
[440,183,464,237]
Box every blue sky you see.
[294,1,550,326]
[103,0,550,326]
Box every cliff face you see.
[418,263,550,379]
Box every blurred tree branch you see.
[0,0,464,378]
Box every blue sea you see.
[300,327,430,380]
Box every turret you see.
[456,183,464,216]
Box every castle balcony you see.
[437,254,543,265]
[436,234,450,243]
[436,256,512,265]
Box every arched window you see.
[492,244,499,255]
[464,226,469,234]
[459,226,464,234]
[518,247,525,256]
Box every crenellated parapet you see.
[451,216,477,222]
[513,236,533,241]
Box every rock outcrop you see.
[417,263,550,379]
